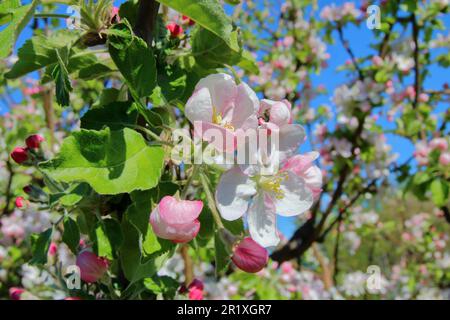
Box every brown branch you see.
[312,243,333,290]
[181,245,194,285]
[2,160,14,215]
[134,0,160,47]
[332,215,343,283]
[337,25,363,81]
[411,13,420,109]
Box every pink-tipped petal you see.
[158,196,203,225]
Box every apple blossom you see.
[185,73,259,153]
[231,237,268,273]
[150,196,203,243]
[216,165,314,247]
[76,251,109,283]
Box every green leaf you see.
[214,232,230,276]
[120,216,174,283]
[156,0,235,49]
[52,48,73,106]
[413,171,430,185]
[223,218,244,236]
[191,26,242,69]
[108,21,157,98]
[94,218,123,259]
[80,101,138,130]
[5,29,80,79]
[30,228,53,265]
[62,217,80,254]
[143,276,179,298]
[157,61,187,102]
[119,0,139,26]
[430,179,448,207]
[49,183,91,207]
[0,0,21,25]
[0,0,37,59]
[127,190,153,237]
[39,128,164,195]
[237,50,259,74]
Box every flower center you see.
[212,107,235,131]
[258,172,288,199]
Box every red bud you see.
[9,287,25,300]
[231,237,268,273]
[25,134,44,149]
[10,147,28,164]
[166,22,184,38]
[76,251,109,283]
[15,196,25,208]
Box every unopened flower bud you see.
[25,134,44,149]
[15,196,25,208]
[231,237,268,273]
[9,287,25,300]
[10,147,28,164]
[76,251,109,283]
[166,22,184,38]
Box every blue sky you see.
[1,1,448,238]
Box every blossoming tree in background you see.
[0,0,449,300]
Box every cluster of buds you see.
[10,134,45,165]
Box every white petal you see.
[303,165,323,189]
[274,171,313,217]
[195,73,237,115]
[247,193,280,247]
[185,87,213,123]
[231,82,259,129]
[216,166,257,221]
[278,124,306,161]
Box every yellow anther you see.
[212,107,222,125]
[259,173,288,199]
[212,107,235,131]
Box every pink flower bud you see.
[25,134,44,149]
[76,251,109,283]
[150,196,203,243]
[15,196,25,208]
[188,279,204,300]
[9,287,25,300]
[48,242,58,256]
[439,153,450,166]
[231,237,268,273]
[166,22,183,38]
[10,147,28,164]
